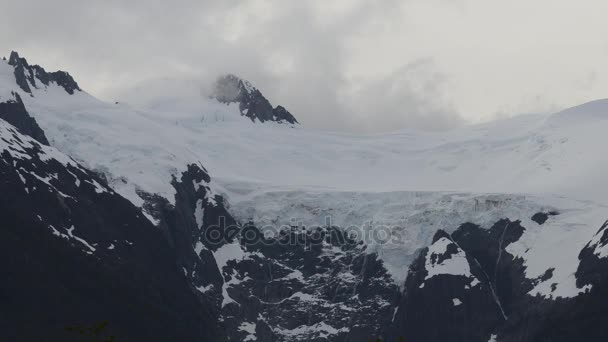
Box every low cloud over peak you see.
[2,0,608,132]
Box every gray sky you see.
[2,0,608,132]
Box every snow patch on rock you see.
[424,237,472,280]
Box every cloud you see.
[340,59,463,132]
[2,0,607,132]
[0,0,462,132]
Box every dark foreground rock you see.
[0,119,223,341]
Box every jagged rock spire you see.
[6,51,81,95]
[212,74,298,125]
[8,51,33,93]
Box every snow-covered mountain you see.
[1,51,608,341]
[0,100,223,341]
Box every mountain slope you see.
[1,51,608,341]
[0,53,404,341]
[386,217,608,342]
[2,52,606,206]
[0,104,223,340]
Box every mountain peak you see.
[6,50,81,95]
[212,74,298,125]
[8,51,24,66]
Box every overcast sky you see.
[2,0,608,132]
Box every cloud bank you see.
[1,0,607,132]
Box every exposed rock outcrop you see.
[0,119,222,341]
[8,51,81,95]
[212,74,298,124]
[0,92,49,145]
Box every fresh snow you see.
[424,237,473,281]
[506,199,604,298]
[238,322,257,341]
[275,322,348,339]
[195,284,214,294]
[212,242,262,307]
[194,199,205,228]
[194,241,205,255]
[66,225,96,253]
[213,242,250,271]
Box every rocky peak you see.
[7,51,81,95]
[212,74,299,124]
[8,51,33,93]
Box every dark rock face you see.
[531,211,559,225]
[142,163,400,341]
[271,105,297,124]
[450,220,529,317]
[0,120,223,341]
[213,74,298,124]
[385,229,504,342]
[0,92,49,145]
[384,218,608,342]
[219,225,400,342]
[8,51,81,95]
[494,220,608,342]
[117,168,608,342]
[8,52,32,93]
[497,220,608,342]
[578,220,608,286]
[155,163,234,314]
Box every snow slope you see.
[19,79,608,206]
[1,56,607,297]
[3,57,604,205]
